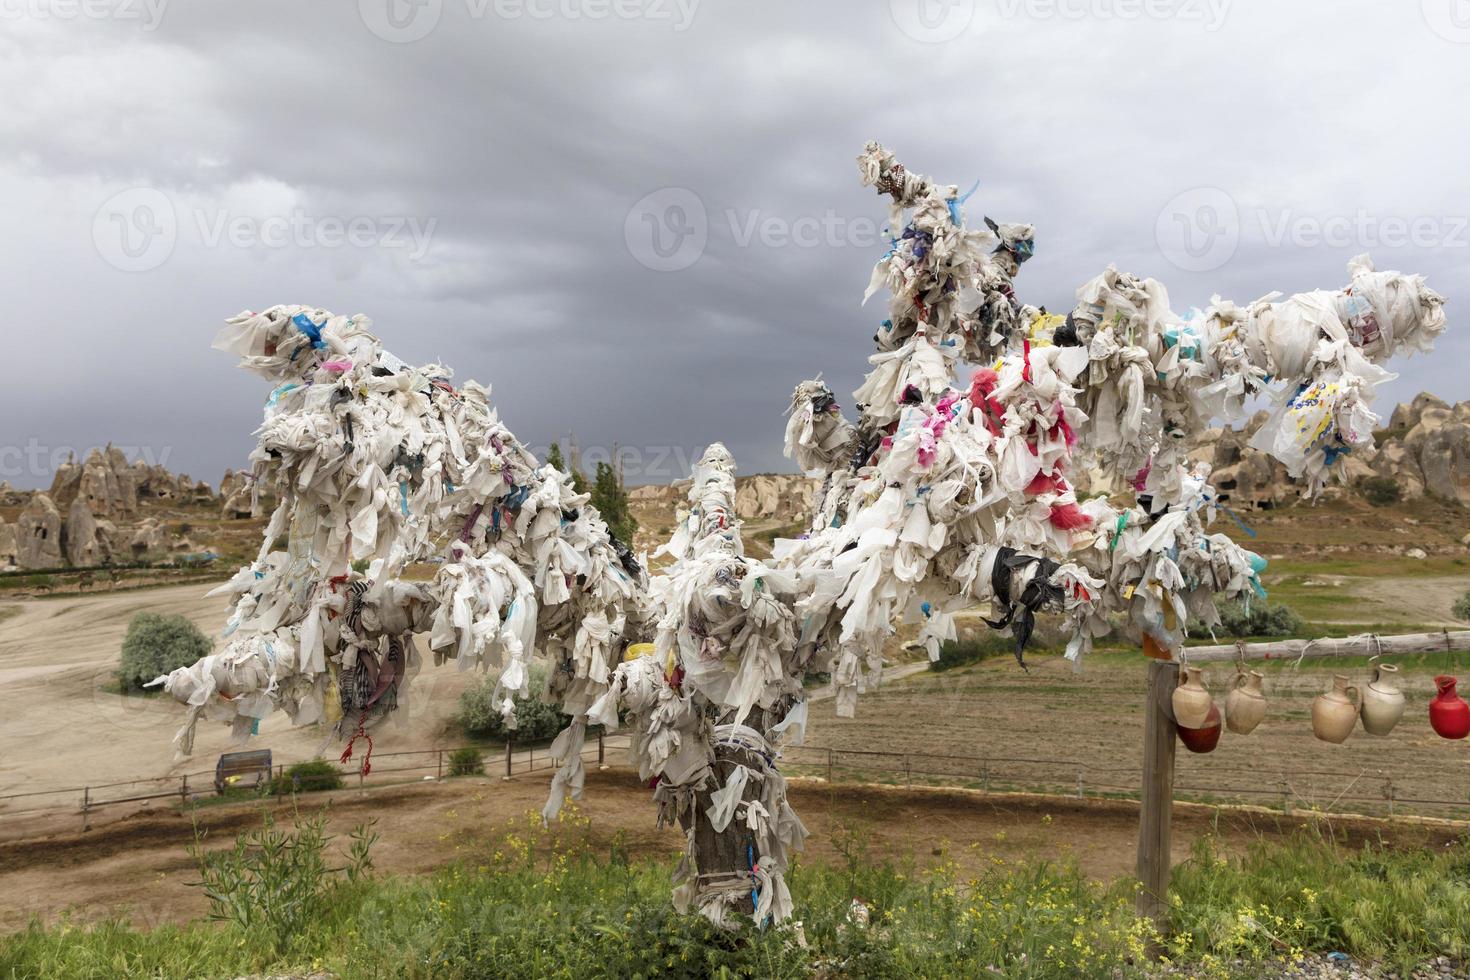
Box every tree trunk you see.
[680,705,774,922]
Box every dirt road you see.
[0,583,483,800]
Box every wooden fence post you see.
[504,740,513,781]
[180,775,188,806]
[598,731,606,768]
[437,749,444,782]
[1136,659,1178,935]
[81,787,91,832]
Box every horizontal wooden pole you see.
[1182,630,1470,664]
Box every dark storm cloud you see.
[2,0,1467,489]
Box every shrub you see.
[458,664,570,742]
[117,612,212,693]
[190,811,376,954]
[929,628,1058,675]
[1454,591,1470,623]
[269,759,344,795]
[930,631,1036,671]
[1358,476,1402,507]
[1189,600,1304,640]
[447,747,485,777]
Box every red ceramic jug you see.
[1429,676,1470,740]
[1178,703,1222,754]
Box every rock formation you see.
[0,518,18,569]
[630,473,820,524]
[17,493,64,569]
[129,518,168,562]
[64,497,117,568]
[1187,393,1470,510]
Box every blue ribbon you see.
[946,178,980,226]
[291,313,328,350]
[1221,504,1258,539]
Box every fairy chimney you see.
[17,493,64,569]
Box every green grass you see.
[3,810,1467,979]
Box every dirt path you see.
[1344,575,1468,627]
[3,767,1457,933]
[0,584,486,800]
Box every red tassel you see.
[1048,502,1094,531]
[340,720,373,776]
[1025,472,1064,496]
[968,368,999,406]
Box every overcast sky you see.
[3,0,1467,490]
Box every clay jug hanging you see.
[1225,669,1267,735]
[1178,703,1222,754]
[1172,666,1213,730]
[1429,675,1470,740]
[1359,661,1406,736]
[1311,675,1359,744]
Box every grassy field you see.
[1,807,1466,979]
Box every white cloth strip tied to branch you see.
[153,306,647,782]
[775,142,1445,687]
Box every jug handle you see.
[1346,684,1361,712]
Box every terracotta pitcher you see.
[1224,669,1267,735]
[1172,666,1213,730]
[1429,675,1470,740]
[1359,661,1405,736]
[1311,675,1359,744]
[1178,703,1222,754]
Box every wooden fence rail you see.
[1133,629,1470,938]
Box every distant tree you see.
[590,461,637,545]
[547,440,588,494]
[1454,591,1470,623]
[118,612,212,693]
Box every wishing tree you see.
[154,142,1446,932]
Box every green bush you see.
[117,612,212,693]
[269,759,344,795]
[189,811,376,955]
[1454,591,1470,623]
[930,631,1039,672]
[458,664,570,742]
[447,747,485,777]
[1189,600,1304,640]
[1358,476,1403,507]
